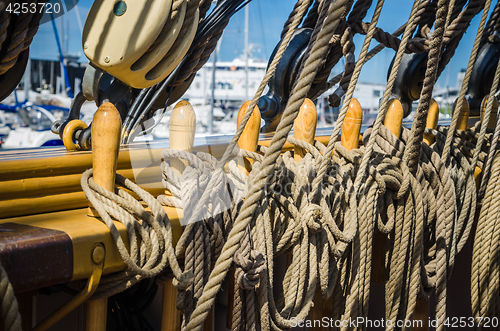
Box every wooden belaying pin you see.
[168,100,197,177]
[341,98,363,150]
[290,99,323,331]
[371,99,404,283]
[414,99,439,331]
[480,94,499,129]
[294,98,317,161]
[383,99,404,138]
[452,98,483,188]
[226,101,261,329]
[313,98,363,331]
[86,102,122,331]
[475,95,499,189]
[162,100,196,331]
[310,99,362,330]
[423,99,439,146]
[455,97,470,131]
[237,100,261,174]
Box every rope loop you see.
[302,203,323,233]
[81,169,186,298]
[234,250,266,290]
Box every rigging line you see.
[353,0,422,191]
[441,0,493,162]
[257,0,269,58]
[124,0,254,143]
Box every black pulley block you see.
[467,39,500,115]
[258,28,314,132]
[0,49,29,102]
[388,52,428,118]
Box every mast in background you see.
[209,47,217,134]
[24,58,30,102]
[244,5,249,101]
[50,13,73,98]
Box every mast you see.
[50,13,73,98]
[25,57,30,102]
[209,49,216,134]
[244,5,249,101]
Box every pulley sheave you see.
[82,0,198,89]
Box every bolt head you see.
[113,1,127,16]
[92,245,105,264]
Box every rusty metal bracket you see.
[33,243,105,331]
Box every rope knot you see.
[234,250,266,290]
[172,270,195,310]
[303,203,323,233]
[172,270,194,291]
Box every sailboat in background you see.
[151,4,266,140]
[0,4,96,148]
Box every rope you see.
[180,2,354,330]
[0,264,21,331]
[76,1,498,331]
[471,13,500,320]
[80,169,193,299]
[442,0,493,162]
[0,0,46,75]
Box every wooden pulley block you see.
[83,0,198,89]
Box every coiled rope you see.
[0,264,21,331]
[0,0,47,75]
[75,1,500,331]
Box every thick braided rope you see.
[80,169,193,298]
[311,0,389,198]
[352,0,422,195]
[472,149,500,321]
[364,126,431,328]
[316,0,435,103]
[176,0,314,257]
[182,2,353,330]
[351,0,483,55]
[470,36,500,322]
[478,103,500,200]
[400,9,456,324]
[442,0,492,162]
[0,0,37,75]
[301,0,320,29]
[470,60,500,174]
[281,0,312,39]
[481,0,500,43]
[174,17,228,86]
[312,22,406,100]
[347,0,372,26]
[0,265,21,331]
[404,0,450,175]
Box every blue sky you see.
[29,0,493,89]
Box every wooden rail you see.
[0,116,482,296]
